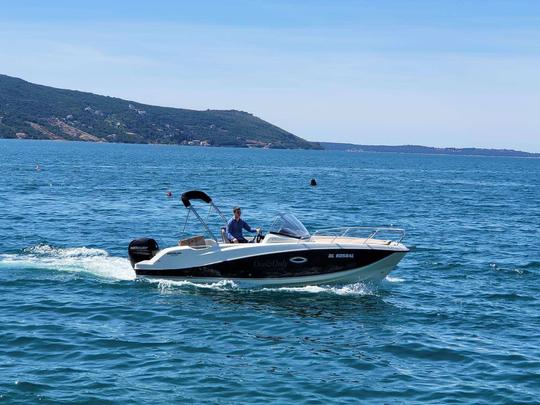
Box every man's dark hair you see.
[233,206,241,213]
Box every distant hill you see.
[320,142,540,158]
[0,74,320,149]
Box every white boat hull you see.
[137,251,407,288]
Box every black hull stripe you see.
[135,249,395,279]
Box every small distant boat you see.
[128,191,409,287]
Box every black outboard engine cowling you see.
[128,238,160,268]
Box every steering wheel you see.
[252,229,264,243]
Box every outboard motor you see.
[128,238,160,268]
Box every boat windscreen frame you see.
[268,213,311,240]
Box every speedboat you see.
[128,191,409,287]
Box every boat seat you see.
[179,235,206,248]
[221,227,231,244]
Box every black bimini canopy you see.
[181,190,212,208]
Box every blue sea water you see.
[0,139,539,404]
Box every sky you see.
[1,0,539,151]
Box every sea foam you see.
[0,244,135,280]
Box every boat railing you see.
[310,226,405,244]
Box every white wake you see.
[0,244,135,280]
[261,282,376,296]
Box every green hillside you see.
[0,74,320,149]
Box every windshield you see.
[268,213,310,239]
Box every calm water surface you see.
[0,140,539,404]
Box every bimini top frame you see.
[180,190,227,242]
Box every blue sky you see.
[1,0,539,151]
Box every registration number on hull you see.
[328,253,354,259]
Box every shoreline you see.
[1,137,539,158]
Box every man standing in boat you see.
[227,206,260,243]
